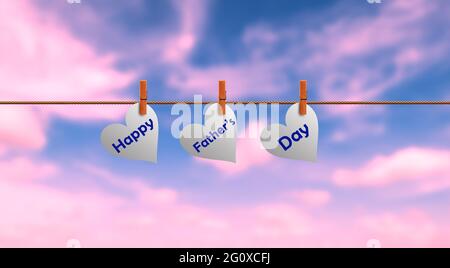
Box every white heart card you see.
[179,104,236,162]
[260,104,318,161]
[101,103,159,163]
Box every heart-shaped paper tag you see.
[179,104,236,162]
[260,104,318,161]
[101,103,159,163]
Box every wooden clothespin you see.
[139,80,147,115]
[299,80,307,115]
[219,80,226,115]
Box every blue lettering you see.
[124,136,133,145]
[145,119,154,130]
[278,136,292,151]
[193,142,201,153]
[291,130,302,142]
[209,131,219,139]
[206,135,214,143]
[138,125,147,136]
[131,130,140,142]
[201,139,210,147]
[299,124,309,138]
[191,118,235,153]
[111,118,156,153]
[278,124,311,151]
[112,139,126,154]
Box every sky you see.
[0,0,449,247]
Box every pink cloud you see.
[104,0,448,113]
[140,1,290,98]
[0,0,137,151]
[250,204,312,238]
[196,122,273,175]
[297,1,447,143]
[232,0,449,141]
[152,1,290,97]
[0,161,228,247]
[1,160,449,247]
[167,60,289,98]
[76,163,178,206]
[163,0,450,146]
[0,157,58,181]
[0,107,47,151]
[304,0,440,92]
[0,173,313,247]
[304,0,433,74]
[162,0,207,64]
[358,209,446,247]
[303,0,448,140]
[0,0,135,102]
[289,189,331,207]
[197,137,272,175]
[332,147,450,194]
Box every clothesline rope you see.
[0,101,449,105]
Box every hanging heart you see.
[100,103,159,163]
[260,104,318,161]
[179,104,236,162]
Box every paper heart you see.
[101,103,159,163]
[179,104,236,162]
[260,104,318,161]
